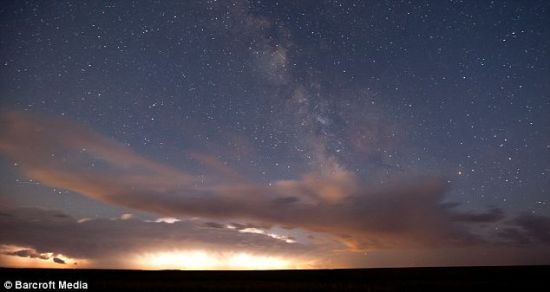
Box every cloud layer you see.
[0,205,315,268]
[2,204,549,269]
[0,111,514,252]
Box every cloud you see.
[497,213,550,245]
[514,213,550,244]
[2,206,549,269]
[450,208,504,223]
[202,222,226,229]
[3,249,50,260]
[496,227,532,246]
[120,213,134,220]
[0,111,510,252]
[0,206,317,268]
[0,246,70,266]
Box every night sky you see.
[0,0,549,269]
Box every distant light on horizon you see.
[134,250,303,270]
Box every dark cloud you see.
[202,222,226,229]
[450,208,504,223]
[493,213,550,247]
[3,249,49,260]
[0,111,507,251]
[513,213,550,244]
[496,227,532,246]
[0,246,70,265]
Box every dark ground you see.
[1,266,548,292]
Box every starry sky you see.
[0,0,549,269]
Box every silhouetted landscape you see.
[2,266,548,291]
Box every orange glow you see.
[0,245,90,269]
[134,250,304,270]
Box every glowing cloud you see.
[0,245,89,269]
[0,111,506,251]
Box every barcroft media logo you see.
[3,280,87,290]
